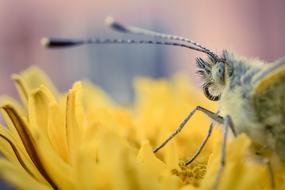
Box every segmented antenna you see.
[41,37,216,56]
[105,16,219,60]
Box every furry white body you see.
[214,52,285,160]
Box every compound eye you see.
[203,82,220,101]
[212,62,225,84]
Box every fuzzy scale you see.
[219,51,285,160]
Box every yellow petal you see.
[1,104,57,188]
[163,140,179,169]
[137,141,169,177]
[1,104,74,189]
[0,126,48,185]
[31,128,75,189]
[0,102,49,184]
[47,103,69,162]
[81,80,113,110]
[28,85,56,133]
[65,82,84,162]
[97,131,135,190]
[12,66,58,105]
[0,97,28,147]
[73,144,97,189]
[0,159,51,190]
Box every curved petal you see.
[1,104,74,189]
[12,66,58,105]
[0,159,51,190]
[0,126,48,185]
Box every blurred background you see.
[1,0,285,104]
[0,0,285,189]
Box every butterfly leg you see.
[153,106,223,153]
[186,111,238,166]
[213,115,234,190]
[185,121,215,165]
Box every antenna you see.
[41,37,216,57]
[41,18,223,61]
[105,16,219,60]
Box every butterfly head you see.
[196,51,233,101]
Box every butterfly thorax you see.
[219,54,269,147]
[220,53,285,161]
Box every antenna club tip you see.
[105,16,115,26]
[41,37,50,47]
[104,17,128,33]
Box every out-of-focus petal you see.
[0,159,51,190]
[12,66,58,105]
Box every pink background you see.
[0,0,284,103]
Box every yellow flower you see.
[0,67,284,189]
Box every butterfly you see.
[42,16,285,189]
